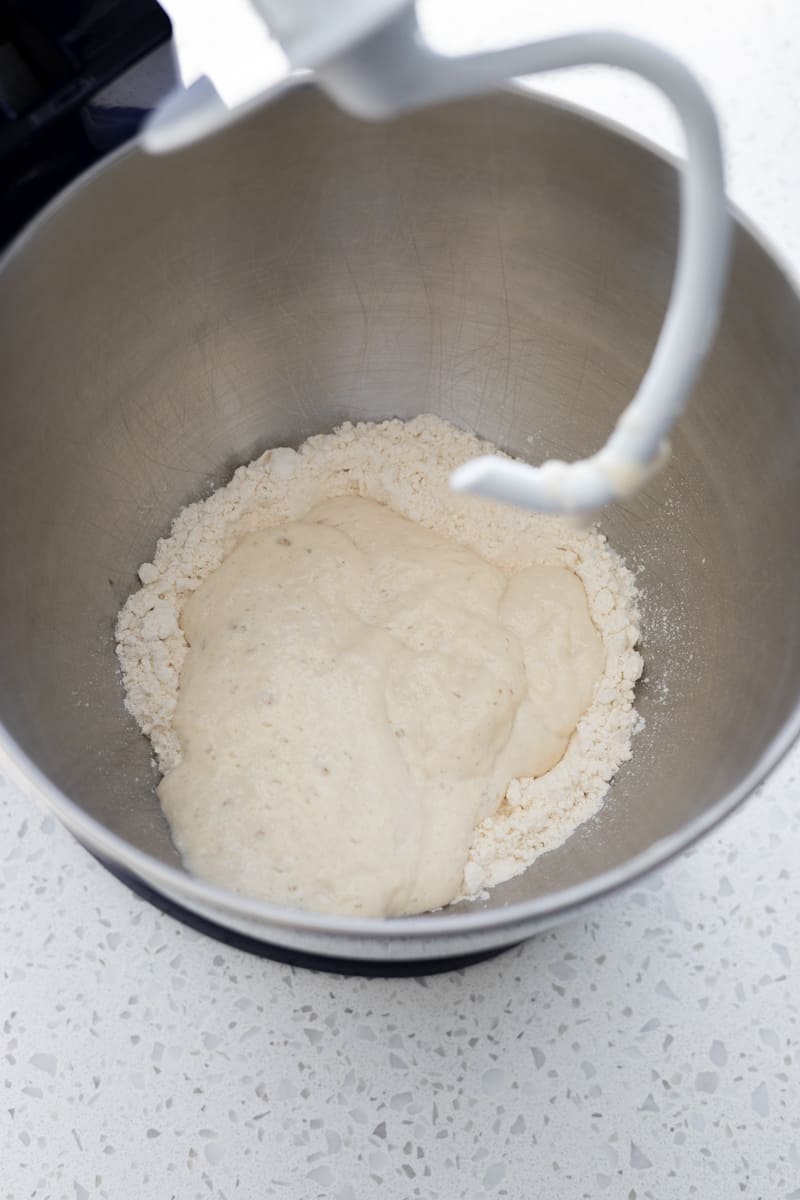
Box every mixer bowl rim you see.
[2,85,799,942]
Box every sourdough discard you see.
[116,416,642,907]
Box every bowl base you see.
[85,847,518,976]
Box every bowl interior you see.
[2,88,800,917]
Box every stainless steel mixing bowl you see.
[2,87,800,965]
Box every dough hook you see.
[145,0,730,515]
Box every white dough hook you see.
[146,1,730,515]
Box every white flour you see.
[116,415,642,901]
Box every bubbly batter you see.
[159,495,604,916]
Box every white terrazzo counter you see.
[2,3,799,1197]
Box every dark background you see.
[0,0,172,246]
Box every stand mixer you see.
[144,0,730,516]
[3,0,800,969]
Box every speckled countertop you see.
[2,4,799,1198]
